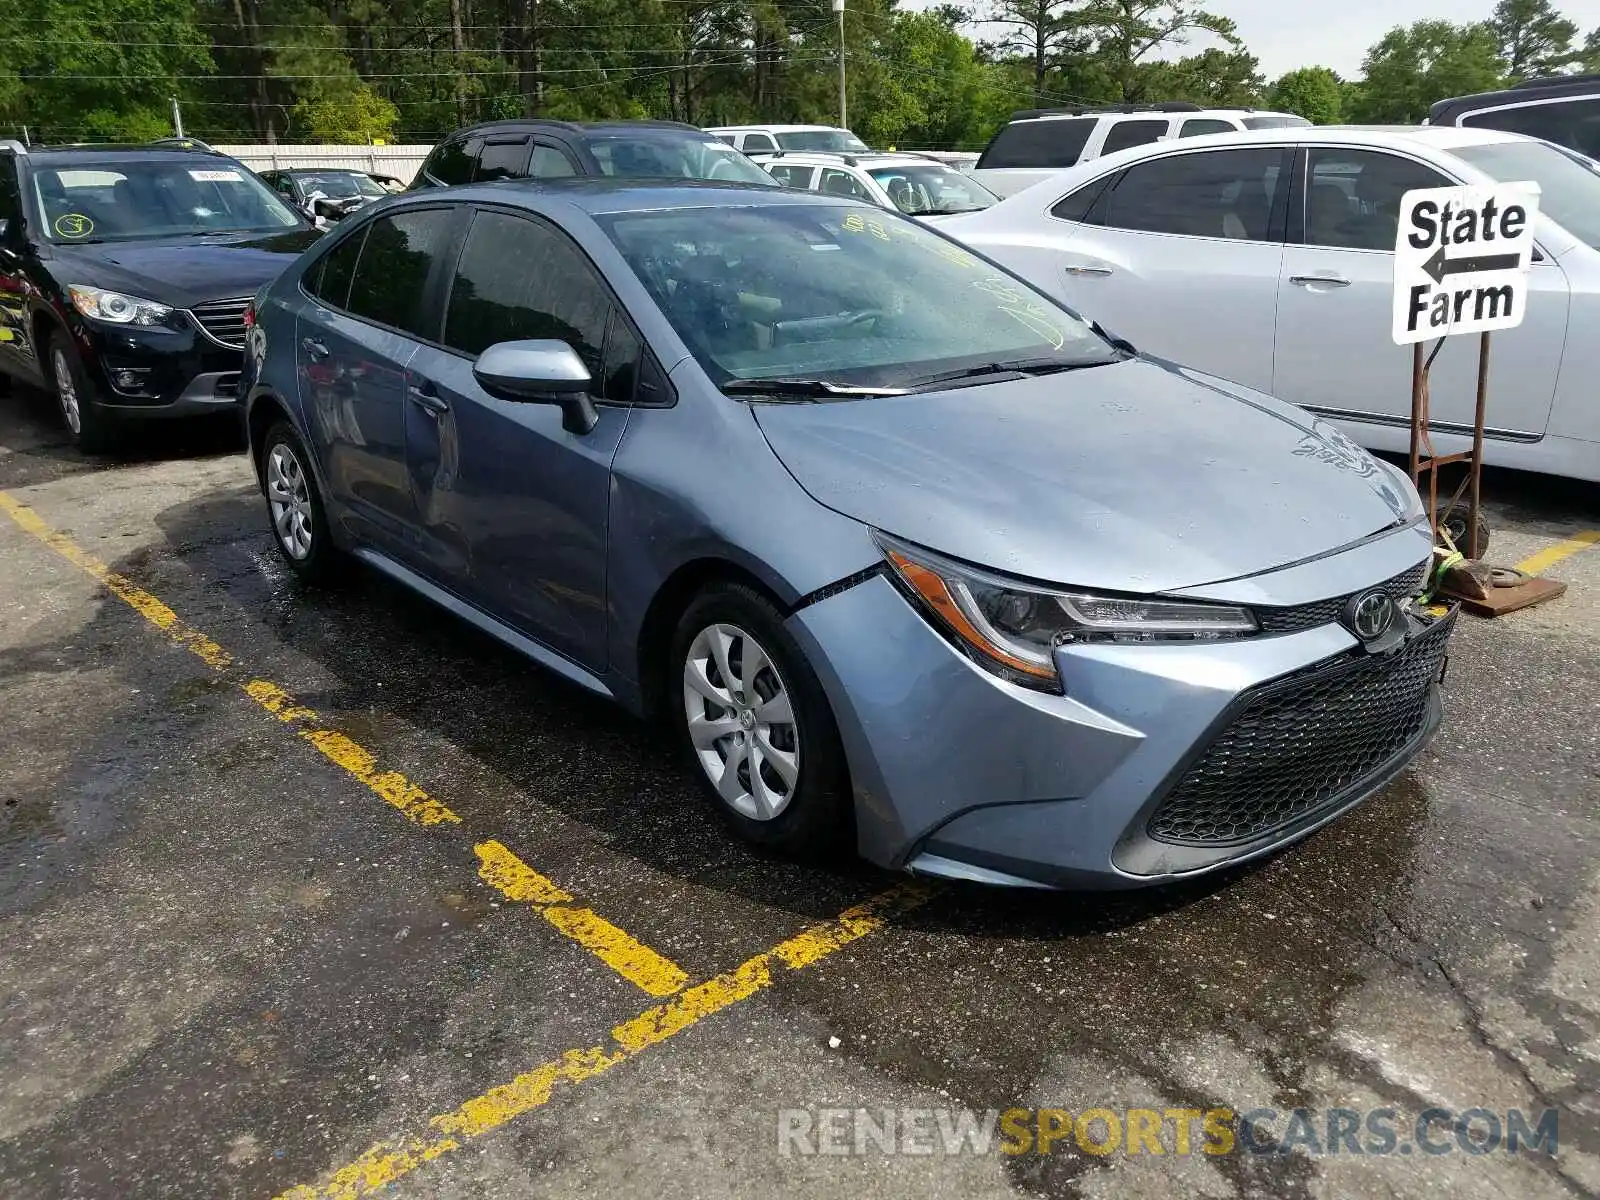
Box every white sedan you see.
[939,126,1600,483]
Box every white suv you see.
[753,151,999,219]
[706,124,869,155]
[971,104,1309,197]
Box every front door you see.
[1274,146,1569,440]
[0,152,33,382]
[403,207,632,670]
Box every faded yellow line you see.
[476,840,689,997]
[273,881,935,1200]
[1514,529,1600,579]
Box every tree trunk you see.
[517,0,543,116]
[1033,0,1046,101]
[450,0,469,123]
[230,0,272,140]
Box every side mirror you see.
[473,339,598,434]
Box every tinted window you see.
[344,209,457,337]
[1180,118,1237,138]
[1243,115,1311,129]
[775,130,869,152]
[765,163,814,188]
[819,168,869,199]
[443,210,610,373]
[979,117,1096,170]
[1099,118,1168,155]
[0,154,21,225]
[476,138,530,182]
[1453,138,1600,250]
[1050,174,1114,222]
[30,160,300,242]
[529,144,577,178]
[743,133,777,152]
[1304,149,1450,251]
[601,317,642,404]
[1461,96,1600,159]
[309,227,366,309]
[428,137,481,186]
[1102,149,1283,240]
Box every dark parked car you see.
[240,179,1449,889]
[1430,74,1600,159]
[259,167,390,224]
[0,139,318,450]
[409,119,780,189]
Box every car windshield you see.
[598,203,1118,390]
[586,136,778,185]
[296,171,386,199]
[866,164,998,214]
[32,159,303,242]
[776,130,870,153]
[1452,139,1600,250]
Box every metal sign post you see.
[1393,180,1564,616]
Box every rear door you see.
[402,207,634,669]
[1273,146,1567,438]
[295,206,461,557]
[0,152,32,380]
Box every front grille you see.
[1255,559,1431,635]
[188,296,252,349]
[1147,611,1455,846]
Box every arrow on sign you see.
[1421,246,1522,284]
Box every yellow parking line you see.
[0,488,683,994]
[476,840,690,997]
[272,880,935,1200]
[1514,530,1600,579]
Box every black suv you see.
[410,119,780,188]
[1430,74,1600,159]
[0,140,320,450]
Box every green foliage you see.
[1489,0,1576,79]
[1267,66,1343,124]
[1352,20,1504,124]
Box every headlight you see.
[877,533,1258,692]
[67,285,173,326]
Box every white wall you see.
[214,143,434,183]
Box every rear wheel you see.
[261,421,340,583]
[48,333,116,453]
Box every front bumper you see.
[787,528,1453,890]
[76,319,242,419]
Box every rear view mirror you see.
[473,339,598,434]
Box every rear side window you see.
[442,209,610,373]
[1461,96,1600,158]
[428,137,482,186]
[1180,118,1237,138]
[978,117,1096,169]
[343,209,458,337]
[1101,149,1285,240]
[765,163,814,188]
[1050,174,1114,223]
[1099,118,1168,155]
[819,168,869,198]
[307,228,366,308]
[475,137,530,182]
[743,133,777,152]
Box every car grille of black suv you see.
[1147,611,1455,847]
[1253,559,1432,635]
[187,297,253,349]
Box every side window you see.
[1098,118,1169,156]
[428,137,482,186]
[442,209,610,377]
[978,117,1097,169]
[713,134,736,146]
[1461,96,1600,159]
[0,154,24,227]
[1050,174,1114,223]
[307,227,366,309]
[600,316,642,404]
[475,137,530,182]
[766,164,813,188]
[1102,149,1285,240]
[1179,118,1237,138]
[743,133,777,152]
[343,209,458,338]
[529,144,577,178]
[819,168,869,198]
[1304,149,1452,251]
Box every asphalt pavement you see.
[1,386,1597,1199]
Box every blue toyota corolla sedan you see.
[240,178,1454,889]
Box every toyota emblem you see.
[1347,590,1397,642]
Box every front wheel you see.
[260,421,341,583]
[671,582,852,857]
[48,333,117,453]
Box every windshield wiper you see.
[721,378,910,399]
[906,356,1111,390]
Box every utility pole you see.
[171,97,184,139]
[833,0,846,129]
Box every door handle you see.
[407,383,450,415]
[300,337,330,361]
[1062,264,1114,276]
[1289,273,1352,288]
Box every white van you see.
[707,125,870,155]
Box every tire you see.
[47,332,117,453]
[670,581,852,858]
[260,421,341,583]
[1440,509,1491,560]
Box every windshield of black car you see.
[598,203,1118,391]
[866,164,998,214]
[585,136,778,185]
[297,172,385,199]
[776,130,871,152]
[1452,139,1600,250]
[32,160,302,242]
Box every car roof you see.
[387,176,862,215]
[755,152,946,167]
[1431,73,1600,124]
[707,124,846,134]
[20,147,242,165]
[1071,123,1538,169]
[445,118,705,139]
[1007,106,1297,123]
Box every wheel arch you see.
[246,388,297,485]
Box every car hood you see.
[750,357,1414,594]
[48,229,321,308]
